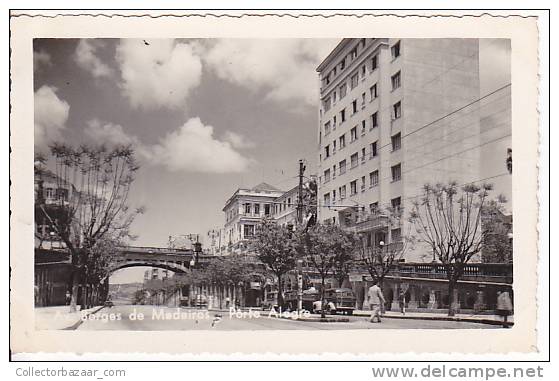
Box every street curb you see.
[62,306,106,330]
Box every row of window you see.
[323,189,402,215]
[322,164,402,205]
[324,69,402,116]
[322,98,402,157]
[324,132,401,165]
[226,200,297,223]
[322,39,401,92]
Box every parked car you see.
[192,295,208,308]
[261,291,279,310]
[324,288,356,315]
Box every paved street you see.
[77,304,496,330]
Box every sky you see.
[33,38,511,283]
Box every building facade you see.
[222,182,284,255]
[316,38,512,262]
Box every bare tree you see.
[295,223,357,318]
[357,209,411,286]
[409,181,494,316]
[34,144,141,311]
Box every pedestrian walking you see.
[65,290,71,306]
[496,290,513,328]
[225,296,230,309]
[398,289,406,315]
[368,283,385,323]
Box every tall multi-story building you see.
[316,38,510,261]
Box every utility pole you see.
[297,159,306,226]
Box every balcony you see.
[343,214,391,234]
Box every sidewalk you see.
[35,305,105,330]
[353,309,514,326]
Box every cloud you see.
[223,131,255,149]
[115,39,202,110]
[74,39,114,78]
[83,117,251,174]
[34,85,70,149]
[84,119,140,146]
[147,118,252,173]
[203,39,338,107]
[33,50,52,70]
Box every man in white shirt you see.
[368,283,386,323]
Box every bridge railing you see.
[120,246,193,255]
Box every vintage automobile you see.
[282,288,320,311]
[323,288,356,315]
[261,291,279,310]
[192,294,208,308]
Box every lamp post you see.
[297,259,303,313]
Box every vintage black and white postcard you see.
[9,11,541,356]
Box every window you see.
[332,140,337,153]
[371,112,378,129]
[44,187,55,199]
[264,204,271,216]
[324,193,331,206]
[352,100,357,114]
[350,180,357,195]
[393,101,402,120]
[339,159,347,174]
[391,228,402,243]
[56,188,68,201]
[391,163,402,182]
[371,55,378,71]
[350,127,358,142]
[351,73,359,89]
[391,132,401,151]
[370,141,378,158]
[323,97,331,112]
[369,202,379,214]
[324,121,331,135]
[391,71,401,90]
[332,91,337,103]
[361,92,366,106]
[369,170,379,187]
[340,58,346,70]
[332,189,337,203]
[332,164,337,178]
[340,109,346,123]
[244,203,252,214]
[339,83,347,99]
[350,48,357,60]
[391,197,401,211]
[325,74,330,85]
[288,198,292,207]
[361,176,366,191]
[370,84,378,100]
[361,147,366,162]
[350,152,359,168]
[391,41,401,59]
[361,65,366,78]
[333,115,337,128]
[325,145,330,158]
[361,120,366,135]
[254,204,260,215]
[243,224,255,237]
[339,134,346,148]
[324,169,331,183]
[340,185,347,199]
